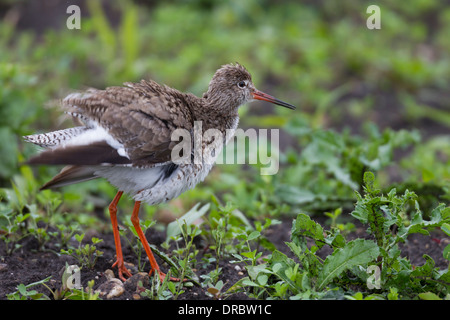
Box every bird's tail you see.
[39,165,98,190]
[23,126,88,148]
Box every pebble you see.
[95,278,125,299]
[121,262,138,274]
[133,293,141,300]
[0,263,7,272]
[124,272,149,293]
[104,269,115,280]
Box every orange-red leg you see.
[109,191,132,281]
[130,201,181,282]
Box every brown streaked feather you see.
[40,165,98,190]
[26,141,131,166]
[61,81,199,168]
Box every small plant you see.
[0,168,65,253]
[324,207,355,236]
[172,221,201,299]
[232,218,281,266]
[64,280,101,300]
[7,277,53,300]
[0,172,37,255]
[7,270,101,300]
[206,280,227,299]
[60,233,104,269]
[0,208,30,255]
[200,267,223,288]
[231,230,264,267]
[231,172,450,300]
[52,223,79,249]
[140,270,174,300]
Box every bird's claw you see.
[112,259,133,282]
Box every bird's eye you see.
[237,81,246,88]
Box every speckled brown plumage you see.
[62,81,197,166]
[24,62,296,282]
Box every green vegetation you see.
[229,173,449,300]
[60,234,104,269]
[0,0,448,300]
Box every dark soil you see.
[1,215,448,300]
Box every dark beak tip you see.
[284,104,297,110]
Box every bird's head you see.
[204,63,296,113]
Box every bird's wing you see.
[29,80,197,168]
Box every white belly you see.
[96,121,238,205]
[135,163,213,204]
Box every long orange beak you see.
[253,89,296,110]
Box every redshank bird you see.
[24,63,295,282]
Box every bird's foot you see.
[112,259,133,282]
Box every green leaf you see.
[317,239,379,290]
[74,233,85,243]
[411,254,436,278]
[257,274,268,286]
[418,292,442,300]
[402,203,449,237]
[91,237,103,245]
[246,264,270,281]
[291,213,325,248]
[241,250,257,260]
[387,287,399,300]
[441,223,450,237]
[231,208,254,229]
[242,278,259,287]
[166,203,210,240]
[17,284,27,296]
[363,172,376,193]
[443,244,450,261]
[269,250,301,292]
[247,231,261,241]
[350,192,368,223]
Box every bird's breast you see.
[133,162,213,204]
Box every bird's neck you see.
[196,109,239,133]
[190,96,239,132]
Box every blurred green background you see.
[0,0,448,224]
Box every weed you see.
[139,270,174,300]
[172,222,201,299]
[230,172,450,300]
[65,280,101,300]
[6,269,101,300]
[60,233,104,269]
[206,280,227,299]
[324,207,355,236]
[6,276,52,300]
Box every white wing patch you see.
[24,124,130,160]
[24,127,87,148]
